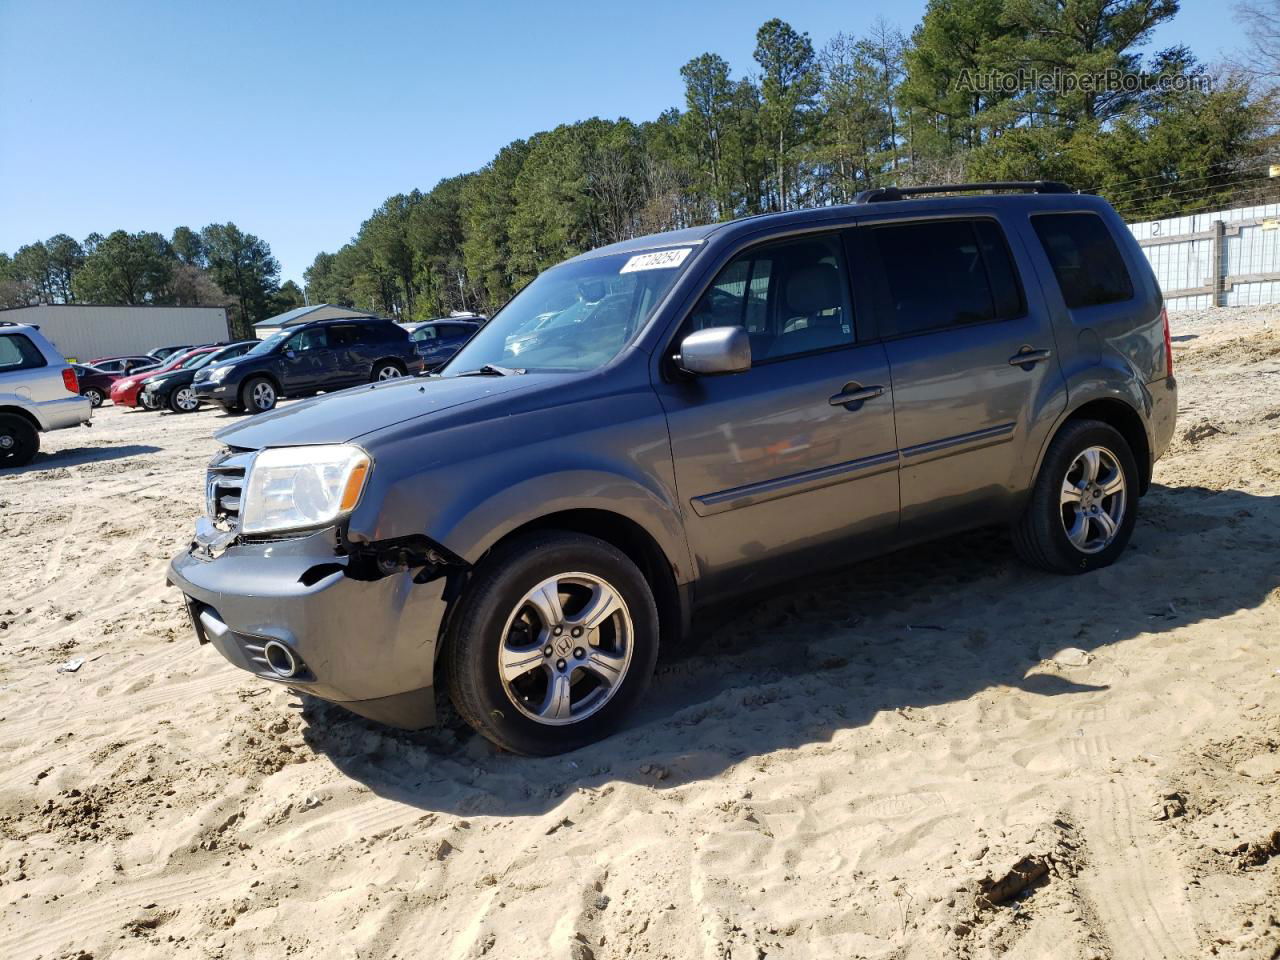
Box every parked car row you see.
[193,315,423,413]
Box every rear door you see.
[855,213,1067,535]
[656,231,900,599]
[324,324,367,385]
[280,326,335,393]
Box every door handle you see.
[1008,347,1052,368]
[828,383,885,409]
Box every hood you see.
[214,373,548,449]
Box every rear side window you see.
[1032,213,1134,308]
[366,322,407,342]
[0,334,48,372]
[868,219,1026,337]
[327,325,361,347]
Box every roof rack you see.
[854,181,1076,204]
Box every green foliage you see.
[268,279,306,316]
[754,19,821,209]
[72,230,174,305]
[306,11,1270,317]
[200,223,282,337]
[2,222,284,334]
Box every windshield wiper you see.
[456,363,525,377]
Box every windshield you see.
[247,330,290,356]
[443,247,692,375]
[187,351,220,370]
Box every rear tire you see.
[84,387,104,407]
[445,531,659,755]
[241,376,277,413]
[0,414,39,468]
[1013,419,1139,575]
[371,361,405,382]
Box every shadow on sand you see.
[300,482,1279,816]
[2,443,162,473]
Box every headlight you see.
[210,365,233,382]
[241,445,371,535]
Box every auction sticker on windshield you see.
[619,248,692,273]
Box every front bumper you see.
[166,528,448,728]
[193,380,233,403]
[110,385,142,407]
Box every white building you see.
[252,304,376,339]
[0,304,230,361]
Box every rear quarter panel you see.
[1008,196,1168,485]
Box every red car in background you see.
[109,347,219,408]
[70,364,121,407]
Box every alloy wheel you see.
[497,572,634,725]
[252,382,275,411]
[175,387,199,412]
[0,427,25,463]
[1060,445,1127,554]
[376,365,402,381]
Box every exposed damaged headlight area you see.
[336,533,467,584]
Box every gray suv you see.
[0,321,92,467]
[168,182,1178,755]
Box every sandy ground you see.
[1,307,1278,960]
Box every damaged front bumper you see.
[166,526,449,729]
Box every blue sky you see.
[0,0,1242,286]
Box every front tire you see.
[84,387,105,407]
[241,376,277,413]
[1013,419,1139,574]
[445,531,659,755]
[0,414,39,468]
[168,386,200,413]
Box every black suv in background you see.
[142,340,257,412]
[192,316,422,413]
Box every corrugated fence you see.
[1129,203,1280,311]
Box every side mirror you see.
[285,349,297,359]
[676,326,751,376]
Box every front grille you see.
[206,447,255,529]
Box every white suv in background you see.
[0,321,92,467]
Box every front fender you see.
[345,382,694,584]
[431,467,691,580]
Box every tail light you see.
[1160,306,1173,377]
[62,367,79,394]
